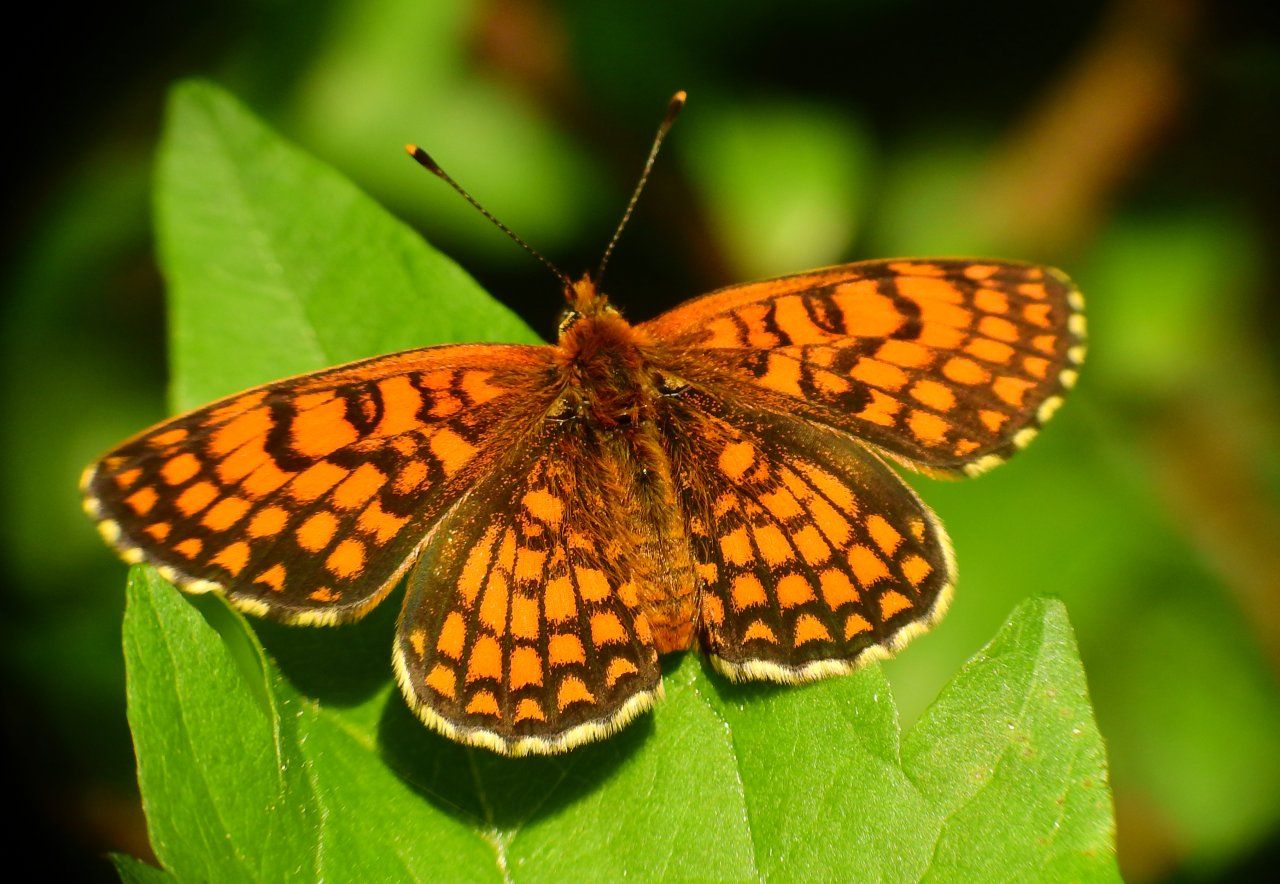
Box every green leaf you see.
[119,80,1118,880]
[154,78,539,412]
[125,564,1116,880]
[110,853,175,883]
[124,567,495,881]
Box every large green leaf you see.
[125,567,1116,881]
[120,80,1118,880]
[154,79,538,412]
[111,853,175,883]
[125,568,495,880]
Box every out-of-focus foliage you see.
[2,0,1276,879]
[683,102,873,279]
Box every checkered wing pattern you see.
[641,259,1085,476]
[656,387,953,680]
[394,425,662,754]
[82,345,555,624]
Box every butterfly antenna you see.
[405,145,573,290]
[595,90,687,283]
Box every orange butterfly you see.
[83,94,1085,755]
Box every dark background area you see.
[4,0,1278,878]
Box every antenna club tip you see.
[662,91,687,126]
[405,144,443,174]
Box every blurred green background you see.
[4,0,1277,879]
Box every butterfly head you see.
[558,274,621,337]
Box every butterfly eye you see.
[557,309,582,336]
[547,396,580,422]
[654,372,690,396]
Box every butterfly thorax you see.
[554,282,652,429]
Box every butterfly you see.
[82,93,1085,756]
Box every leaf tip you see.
[166,77,225,111]
[1009,595,1071,630]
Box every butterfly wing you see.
[82,344,556,624]
[640,259,1085,476]
[394,422,661,755]
[654,386,952,680]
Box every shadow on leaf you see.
[253,583,406,708]
[697,654,805,707]
[375,668,651,829]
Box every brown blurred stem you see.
[984,0,1280,663]
[987,0,1280,672]
[971,0,1196,255]
[1148,399,1280,674]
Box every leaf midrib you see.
[687,675,764,881]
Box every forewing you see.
[82,344,555,623]
[395,425,662,755]
[658,388,953,681]
[641,259,1085,475]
